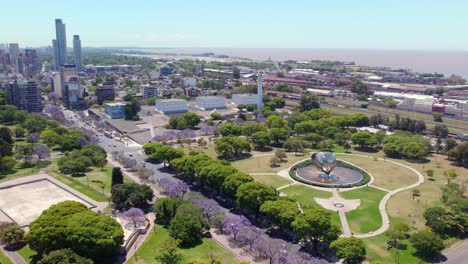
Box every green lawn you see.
[127,225,238,264]
[336,154,419,190]
[231,153,308,174]
[362,234,421,264]
[340,186,387,234]
[250,174,292,188]
[0,249,13,264]
[280,185,332,209]
[47,163,134,202]
[0,160,52,183]
[16,245,36,263]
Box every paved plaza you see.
[0,174,99,227]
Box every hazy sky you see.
[2,0,467,50]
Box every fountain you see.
[293,152,364,187]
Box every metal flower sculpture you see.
[311,152,337,176]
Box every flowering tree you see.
[34,144,51,164]
[238,227,262,251]
[199,125,214,136]
[123,207,145,228]
[190,197,224,225]
[223,215,251,243]
[137,166,154,182]
[158,178,188,198]
[76,137,89,147]
[27,132,40,143]
[255,238,288,264]
[48,92,59,102]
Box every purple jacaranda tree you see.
[76,137,89,147]
[198,125,214,136]
[190,197,224,224]
[257,111,266,123]
[167,181,188,198]
[223,215,251,243]
[177,129,196,140]
[34,144,51,164]
[123,207,145,228]
[137,165,154,182]
[158,177,173,192]
[48,92,58,102]
[27,132,40,143]
[282,252,329,264]
[256,238,288,264]
[238,227,262,251]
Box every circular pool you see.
[295,165,364,187]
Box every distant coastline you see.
[131,48,468,78]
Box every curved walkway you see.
[336,154,425,238]
[276,153,424,238]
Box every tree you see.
[198,163,237,192]
[351,131,377,148]
[432,113,443,122]
[40,130,60,147]
[269,128,289,146]
[152,145,184,167]
[94,155,107,170]
[344,142,351,153]
[242,123,267,138]
[251,131,271,150]
[0,156,16,174]
[433,124,448,139]
[444,169,458,184]
[123,207,145,228]
[425,169,434,179]
[266,115,288,129]
[0,138,13,157]
[423,206,465,237]
[386,223,410,248]
[111,167,124,187]
[111,183,154,210]
[330,237,366,264]
[14,127,26,139]
[34,144,51,164]
[304,133,324,148]
[218,123,242,137]
[153,197,190,226]
[221,172,254,198]
[124,98,141,120]
[15,142,34,164]
[350,80,371,96]
[0,222,24,248]
[260,199,301,230]
[283,138,308,155]
[448,142,468,167]
[223,215,251,242]
[26,201,124,261]
[22,114,48,133]
[0,127,14,145]
[410,228,444,260]
[214,136,251,159]
[37,248,93,264]
[275,149,287,162]
[137,165,154,182]
[167,113,201,130]
[236,182,277,212]
[411,189,421,200]
[298,94,320,112]
[233,67,240,79]
[292,208,341,249]
[169,203,208,246]
[155,237,183,264]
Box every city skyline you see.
[1,0,467,51]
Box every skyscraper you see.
[53,19,67,70]
[52,39,59,70]
[4,80,43,112]
[73,35,82,71]
[8,43,19,71]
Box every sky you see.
[1,0,467,50]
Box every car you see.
[108,143,112,147]
[113,145,117,147]
[129,153,133,157]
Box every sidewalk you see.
[1,247,27,264]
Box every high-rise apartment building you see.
[60,64,77,105]
[96,82,115,104]
[24,49,37,74]
[8,43,19,66]
[53,19,67,70]
[4,80,43,112]
[73,35,82,71]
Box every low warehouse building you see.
[196,96,227,110]
[155,99,188,114]
[232,93,258,105]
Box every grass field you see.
[0,160,52,183]
[16,245,36,263]
[250,174,292,188]
[0,250,13,264]
[340,186,387,234]
[231,153,308,174]
[386,154,467,228]
[336,154,419,190]
[362,234,421,264]
[127,225,237,264]
[47,163,134,202]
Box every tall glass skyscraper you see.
[73,35,82,71]
[53,19,67,70]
